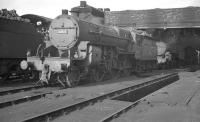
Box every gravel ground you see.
[112,71,200,122]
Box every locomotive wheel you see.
[25,71,39,81]
[68,71,80,87]
[57,73,67,87]
[58,71,80,87]
[22,73,30,81]
[91,69,104,82]
[31,71,40,80]
[0,74,9,83]
[110,69,120,79]
[122,69,131,77]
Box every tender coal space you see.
[112,75,178,102]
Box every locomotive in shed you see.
[20,5,157,87]
[0,11,52,83]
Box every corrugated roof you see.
[105,7,200,28]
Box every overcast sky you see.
[1,0,200,18]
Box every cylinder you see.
[62,9,68,15]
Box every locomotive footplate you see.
[27,56,70,72]
[21,57,76,87]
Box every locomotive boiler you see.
[21,10,157,87]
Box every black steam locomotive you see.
[20,2,157,87]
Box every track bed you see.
[54,100,133,122]
[0,71,178,122]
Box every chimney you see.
[62,9,68,15]
[104,8,110,12]
[80,1,87,7]
[98,8,103,11]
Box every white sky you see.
[0,0,200,18]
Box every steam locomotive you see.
[20,8,157,87]
[0,12,52,83]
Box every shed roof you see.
[105,7,200,28]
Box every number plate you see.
[57,29,68,34]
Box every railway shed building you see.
[105,7,200,66]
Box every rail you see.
[0,83,60,96]
[21,73,178,122]
[0,85,43,96]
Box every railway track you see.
[0,83,61,96]
[20,72,178,122]
[0,85,43,96]
[0,84,61,108]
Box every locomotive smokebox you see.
[80,1,87,7]
[62,9,68,15]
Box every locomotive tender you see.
[20,2,157,87]
[0,13,44,82]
